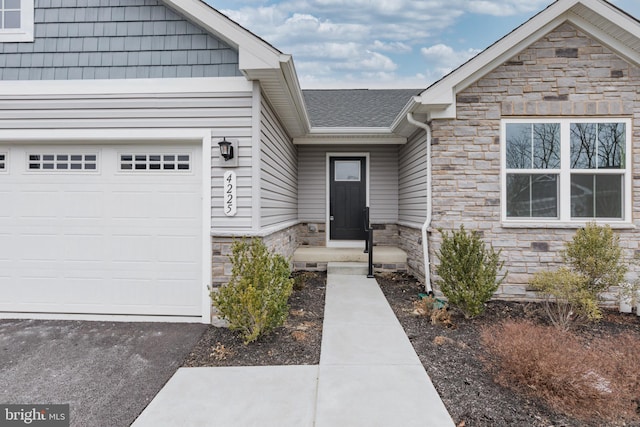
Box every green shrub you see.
[211,238,294,344]
[563,223,627,297]
[435,226,506,318]
[529,268,601,331]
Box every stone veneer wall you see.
[297,223,326,246]
[211,224,299,287]
[297,222,399,247]
[398,225,425,282]
[428,22,640,302]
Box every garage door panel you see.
[63,235,105,261]
[111,235,157,262]
[61,192,105,218]
[0,235,12,259]
[157,192,201,218]
[143,280,201,305]
[17,192,59,218]
[0,144,203,317]
[0,192,11,217]
[20,234,60,260]
[111,192,158,219]
[63,280,108,305]
[156,236,200,262]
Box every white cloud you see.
[371,40,412,53]
[420,43,482,78]
[210,0,555,88]
[466,0,550,16]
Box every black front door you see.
[329,157,367,240]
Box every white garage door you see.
[0,144,203,318]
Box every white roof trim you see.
[163,0,281,70]
[414,0,640,117]
[295,126,409,144]
[308,127,395,135]
[0,77,252,96]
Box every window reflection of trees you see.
[507,174,558,218]
[505,123,560,218]
[570,123,624,169]
[506,123,560,169]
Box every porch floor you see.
[293,246,407,271]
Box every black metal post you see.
[367,227,374,278]
[363,207,370,254]
[363,207,374,278]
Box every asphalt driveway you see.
[0,319,206,427]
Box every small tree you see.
[211,238,294,344]
[563,223,627,297]
[435,226,506,318]
[529,268,601,331]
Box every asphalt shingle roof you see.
[302,89,422,128]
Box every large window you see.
[502,119,631,224]
[0,0,33,42]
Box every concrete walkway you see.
[132,263,454,427]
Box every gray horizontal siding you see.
[0,0,241,80]
[298,145,399,223]
[398,129,428,225]
[260,98,298,228]
[0,90,255,230]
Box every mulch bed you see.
[182,269,640,427]
[183,271,326,367]
[376,272,640,427]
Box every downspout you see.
[406,113,433,294]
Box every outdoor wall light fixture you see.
[218,138,234,161]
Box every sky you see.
[205,0,640,89]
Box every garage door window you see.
[119,154,191,171]
[28,154,98,171]
[0,153,6,171]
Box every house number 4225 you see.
[224,171,237,217]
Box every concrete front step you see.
[294,246,406,263]
[327,262,369,275]
[293,246,407,274]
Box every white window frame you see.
[117,152,193,174]
[25,151,100,174]
[501,117,632,227]
[0,0,34,42]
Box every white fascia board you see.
[247,55,310,137]
[238,48,281,71]
[163,0,281,71]
[389,97,420,132]
[308,127,394,135]
[0,77,252,96]
[279,55,312,134]
[294,133,407,145]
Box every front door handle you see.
[330,216,334,221]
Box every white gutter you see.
[406,113,433,294]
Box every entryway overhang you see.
[294,128,407,145]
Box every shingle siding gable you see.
[0,0,242,80]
